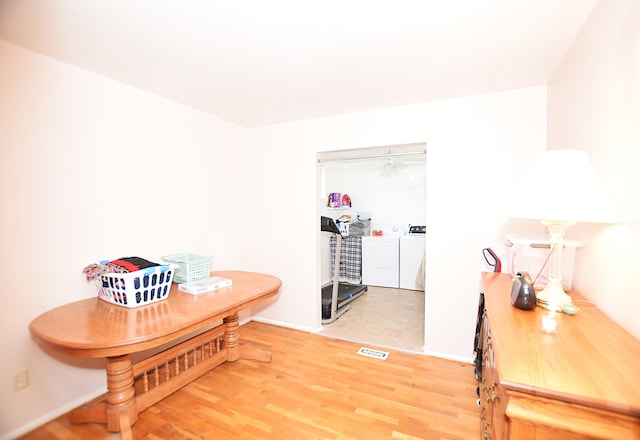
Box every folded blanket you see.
[330,236,362,284]
[83,257,159,281]
[108,257,159,272]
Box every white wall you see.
[547,0,640,338]
[245,87,547,358]
[0,41,248,437]
[324,159,426,228]
[0,39,549,439]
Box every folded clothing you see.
[83,257,160,281]
[108,257,159,272]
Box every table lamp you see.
[506,149,616,310]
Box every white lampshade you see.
[507,149,616,310]
[507,149,616,224]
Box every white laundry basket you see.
[96,264,175,308]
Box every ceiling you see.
[0,0,598,128]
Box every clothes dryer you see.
[400,234,425,290]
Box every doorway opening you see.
[317,143,426,353]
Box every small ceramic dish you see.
[561,304,580,315]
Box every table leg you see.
[68,354,138,437]
[224,313,272,363]
[105,354,138,436]
[224,314,240,361]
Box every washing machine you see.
[361,235,400,288]
[400,233,426,290]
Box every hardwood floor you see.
[19,322,480,440]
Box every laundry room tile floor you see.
[318,286,424,353]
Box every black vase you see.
[510,271,537,310]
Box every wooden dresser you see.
[479,272,640,439]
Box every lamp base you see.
[536,277,571,311]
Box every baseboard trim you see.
[1,386,107,440]
[251,316,322,333]
[423,348,474,364]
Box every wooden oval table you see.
[30,271,282,439]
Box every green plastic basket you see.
[161,253,211,284]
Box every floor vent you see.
[357,347,389,360]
